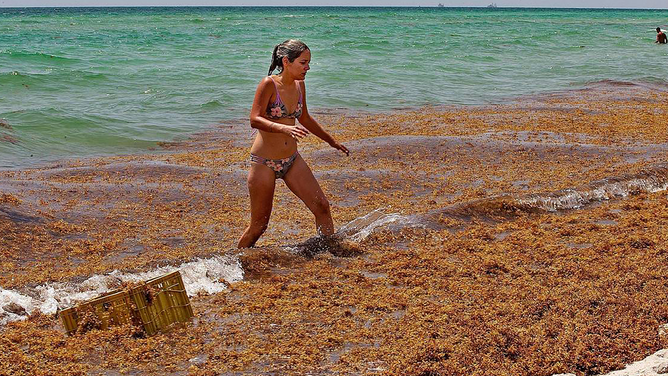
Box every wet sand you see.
[2,82,668,375]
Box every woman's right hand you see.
[280,123,310,141]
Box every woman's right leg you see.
[237,163,276,248]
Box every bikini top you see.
[266,77,303,120]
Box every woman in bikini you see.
[237,39,349,248]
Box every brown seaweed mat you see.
[1,83,668,375]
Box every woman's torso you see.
[250,76,303,159]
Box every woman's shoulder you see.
[259,76,275,86]
[256,76,276,95]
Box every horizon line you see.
[1,5,668,9]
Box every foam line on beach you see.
[516,164,668,212]
[0,207,420,326]
[2,164,667,329]
[0,254,243,325]
[428,163,668,222]
[332,164,668,242]
[599,348,668,375]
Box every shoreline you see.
[2,84,668,375]
[3,78,667,173]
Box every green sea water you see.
[1,6,667,169]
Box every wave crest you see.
[516,164,668,212]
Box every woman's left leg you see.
[283,154,334,236]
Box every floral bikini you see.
[250,152,299,179]
[266,77,302,120]
[250,77,303,179]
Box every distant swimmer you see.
[656,27,667,44]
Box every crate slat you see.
[60,271,194,336]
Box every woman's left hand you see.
[330,140,349,156]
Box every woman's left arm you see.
[297,81,349,155]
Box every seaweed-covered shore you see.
[2,82,668,375]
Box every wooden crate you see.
[60,289,137,335]
[128,271,194,336]
[60,271,193,336]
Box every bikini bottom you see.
[250,152,299,179]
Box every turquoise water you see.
[1,7,668,169]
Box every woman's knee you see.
[247,176,264,189]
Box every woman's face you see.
[284,49,311,80]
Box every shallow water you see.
[2,7,668,168]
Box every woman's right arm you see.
[250,77,287,133]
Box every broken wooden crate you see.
[60,270,194,336]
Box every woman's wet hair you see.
[268,39,309,76]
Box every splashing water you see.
[0,206,422,326]
[0,254,243,325]
[3,165,668,325]
[336,208,419,242]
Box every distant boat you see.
[487,2,498,7]
[438,3,444,7]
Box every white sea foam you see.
[0,207,421,325]
[0,254,243,325]
[337,208,418,242]
[517,169,668,212]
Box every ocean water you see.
[1,6,667,169]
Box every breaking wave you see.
[3,164,667,326]
[516,164,668,212]
[336,208,420,242]
[0,254,243,325]
[433,164,668,220]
